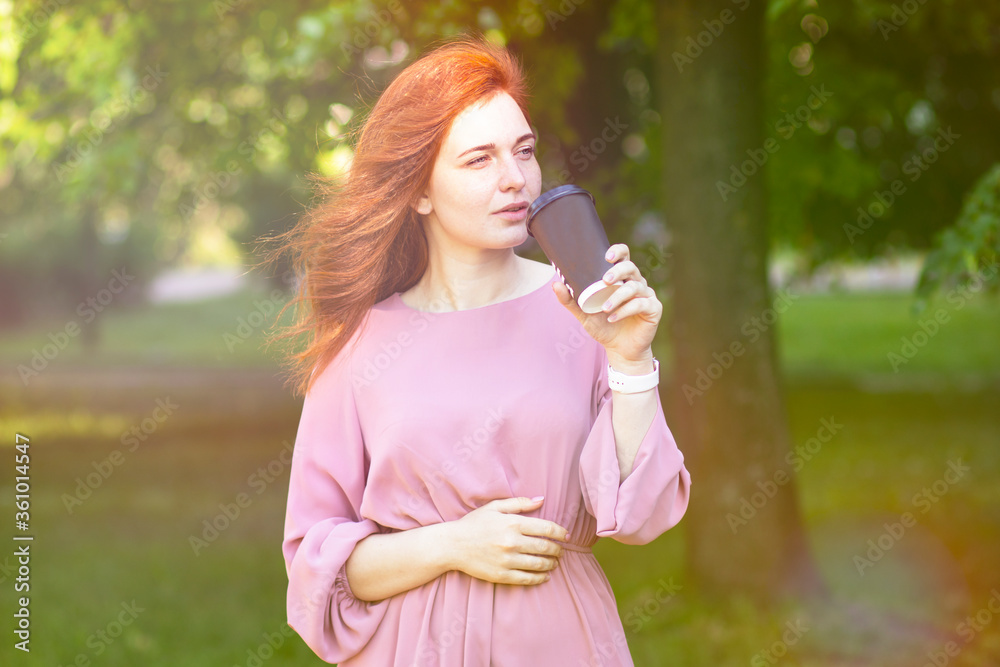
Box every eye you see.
[517,145,535,158]
[466,155,489,166]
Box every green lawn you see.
[0,286,998,665]
[0,288,296,372]
[777,290,1000,379]
[2,285,997,377]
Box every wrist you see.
[606,349,655,375]
[431,520,463,574]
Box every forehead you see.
[441,92,531,151]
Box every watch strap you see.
[607,357,659,394]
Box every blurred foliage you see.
[1,0,999,325]
[916,163,1000,308]
[762,1,1000,280]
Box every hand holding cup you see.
[526,186,662,363]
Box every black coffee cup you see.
[526,185,623,314]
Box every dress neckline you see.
[392,270,557,314]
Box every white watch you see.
[607,357,659,394]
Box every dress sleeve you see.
[282,344,390,663]
[577,348,692,546]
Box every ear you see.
[412,192,432,216]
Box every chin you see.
[506,227,530,246]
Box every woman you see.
[276,35,691,666]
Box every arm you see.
[345,522,455,602]
[576,345,691,545]
[282,351,391,662]
[551,241,690,544]
[347,497,569,602]
[605,348,658,482]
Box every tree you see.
[657,0,824,599]
[2,0,995,597]
[916,163,1000,305]
[0,1,372,323]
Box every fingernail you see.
[530,495,544,502]
[604,271,613,282]
[606,248,614,261]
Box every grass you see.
[2,285,998,378]
[601,386,1000,665]
[2,384,996,665]
[0,286,998,665]
[0,288,295,371]
[777,290,1000,379]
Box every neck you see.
[412,246,525,313]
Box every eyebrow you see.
[456,132,536,159]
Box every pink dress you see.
[282,271,691,666]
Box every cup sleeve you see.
[282,349,390,662]
[577,348,692,545]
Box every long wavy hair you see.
[265,35,532,396]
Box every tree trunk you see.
[79,201,101,350]
[657,0,825,600]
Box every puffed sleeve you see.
[282,343,390,663]
[577,347,691,545]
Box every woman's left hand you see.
[552,243,662,363]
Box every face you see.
[414,91,541,250]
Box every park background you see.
[1,0,999,664]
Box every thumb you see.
[552,281,584,319]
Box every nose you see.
[498,154,527,192]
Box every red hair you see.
[266,35,532,396]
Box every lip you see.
[493,201,529,221]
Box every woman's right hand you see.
[446,496,570,586]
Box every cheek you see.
[431,175,493,221]
[429,171,480,213]
[526,161,542,195]
[460,173,500,203]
